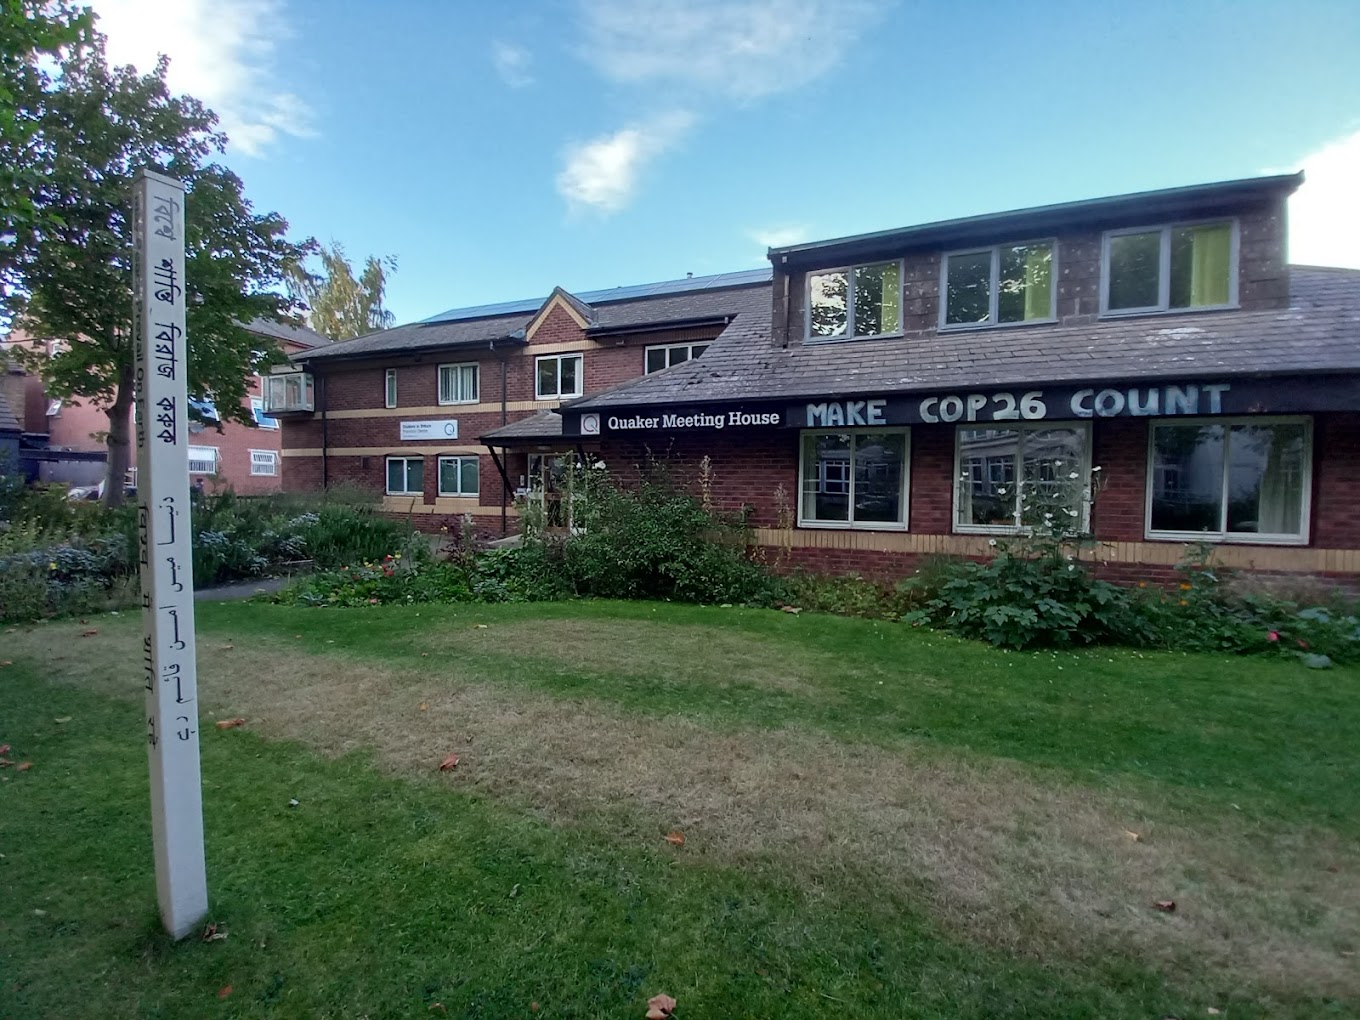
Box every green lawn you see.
[2,600,1357,1018]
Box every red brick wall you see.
[1312,413,1360,547]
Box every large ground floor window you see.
[954,423,1090,533]
[1147,417,1310,543]
[386,456,423,496]
[799,429,909,529]
[438,455,479,497]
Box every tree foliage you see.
[3,33,310,503]
[288,241,396,341]
[0,0,92,281]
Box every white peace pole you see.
[133,168,208,940]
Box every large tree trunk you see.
[103,361,135,508]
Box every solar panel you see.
[420,268,772,324]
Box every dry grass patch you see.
[420,617,833,695]
[10,617,1359,1000]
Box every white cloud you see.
[492,41,535,88]
[1286,127,1360,269]
[579,0,883,101]
[556,111,696,214]
[90,0,313,157]
[748,225,809,249]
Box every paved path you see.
[194,576,292,602]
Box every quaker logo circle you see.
[580,412,601,435]
[442,421,457,437]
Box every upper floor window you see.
[536,353,583,399]
[645,341,709,374]
[438,362,479,405]
[807,261,902,341]
[1103,221,1236,315]
[249,397,278,430]
[1147,418,1309,544]
[942,240,1055,328]
[384,369,397,408]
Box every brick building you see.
[278,173,1360,583]
[3,318,329,494]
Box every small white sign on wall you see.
[400,419,458,441]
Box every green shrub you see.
[555,473,783,605]
[786,572,926,621]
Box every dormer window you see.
[1102,221,1236,314]
[942,240,1055,328]
[807,261,902,341]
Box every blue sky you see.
[92,0,1360,326]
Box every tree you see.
[287,241,396,341]
[1,0,92,314]
[4,35,310,505]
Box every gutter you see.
[585,314,735,338]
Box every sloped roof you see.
[245,317,331,349]
[299,271,772,363]
[0,390,21,433]
[569,266,1360,410]
[481,410,563,441]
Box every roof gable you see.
[524,287,593,340]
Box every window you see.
[536,353,583,399]
[942,240,1055,327]
[188,446,219,475]
[1147,418,1309,543]
[799,430,909,529]
[954,424,1089,533]
[250,397,278,429]
[807,261,903,341]
[262,372,314,413]
[438,363,479,404]
[249,450,278,476]
[644,342,710,374]
[1103,221,1236,314]
[386,456,423,495]
[437,455,480,497]
[385,368,397,408]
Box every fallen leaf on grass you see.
[215,718,247,730]
[663,831,685,847]
[201,922,228,942]
[1207,1009,1222,1016]
[1153,899,1176,912]
[53,716,72,724]
[530,1003,539,1013]
[288,799,300,808]
[0,744,9,755]
[217,644,235,652]
[0,660,12,667]
[80,629,98,637]
[428,1004,445,1013]
[0,758,12,767]
[217,985,232,1000]
[17,762,32,772]
[419,702,429,712]
[646,993,677,1018]
[439,753,460,771]
[779,605,802,615]
[1123,829,1142,842]
[472,624,488,630]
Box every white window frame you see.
[804,259,905,343]
[250,396,278,430]
[797,428,910,531]
[385,456,423,496]
[384,368,397,408]
[1100,219,1239,317]
[437,455,480,497]
[952,422,1092,535]
[437,362,480,405]
[188,445,219,475]
[249,449,278,476]
[938,238,1058,330]
[644,341,711,374]
[1144,415,1311,546]
[535,353,584,400]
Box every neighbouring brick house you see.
[278,173,1360,584]
[3,318,330,493]
[270,271,769,531]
